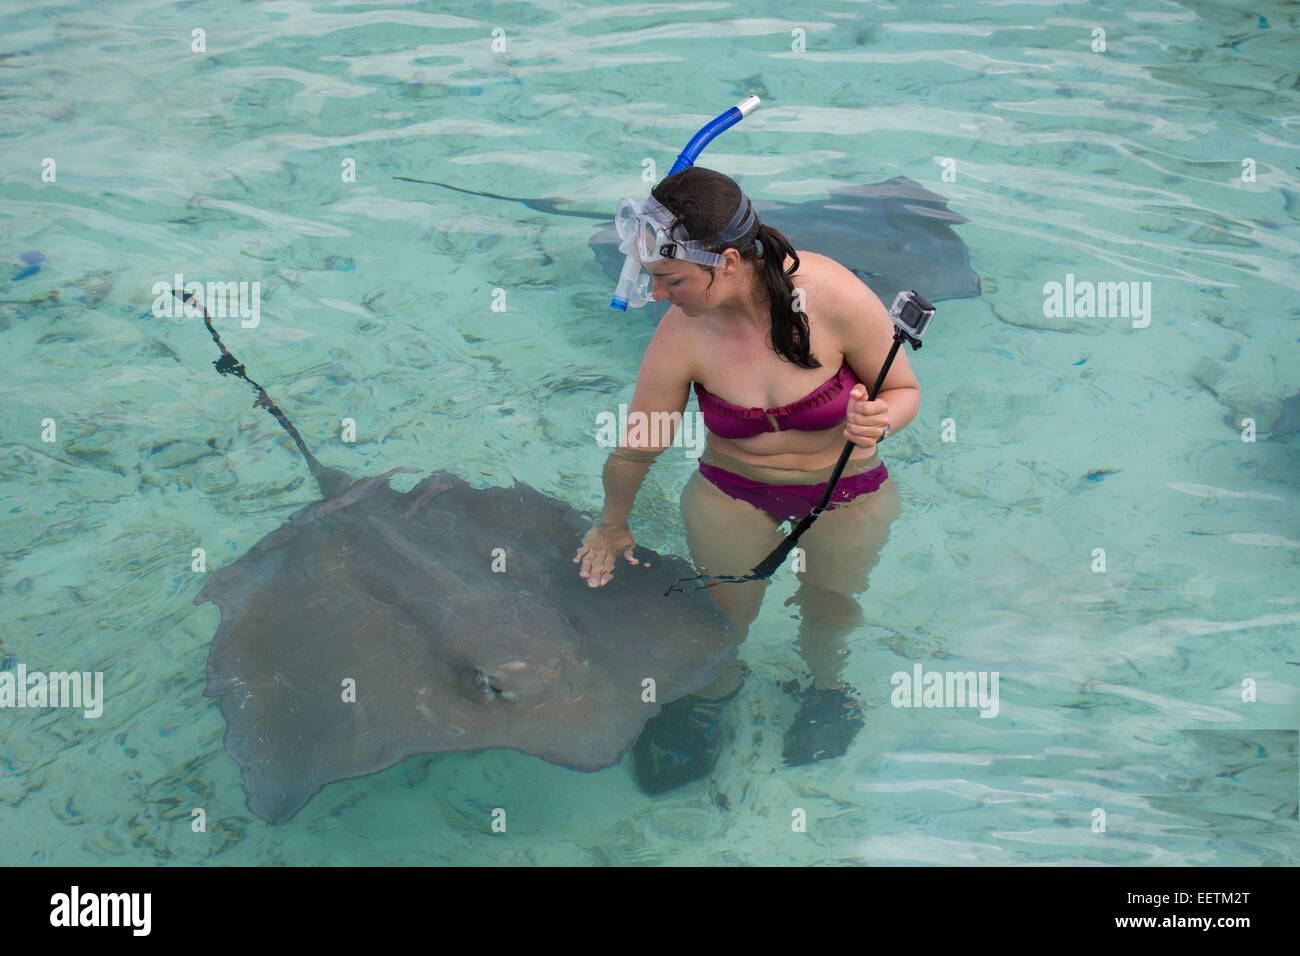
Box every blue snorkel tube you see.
[667,94,762,177]
[610,95,761,310]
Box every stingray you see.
[396,175,981,308]
[186,294,736,824]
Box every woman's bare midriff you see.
[703,434,881,483]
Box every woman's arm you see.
[577,309,695,586]
[597,308,694,523]
[815,254,921,442]
[597,445,661,528]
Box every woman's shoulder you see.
[788,252,888,350]
[789,251,874,312]
[791,250,861,286]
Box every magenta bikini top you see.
[693,360,861,440]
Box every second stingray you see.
[397,174,982,309]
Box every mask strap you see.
[713,193,756,245]
[638,192,753,266]
[643,193,754,246]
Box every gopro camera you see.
[889,290,935,346]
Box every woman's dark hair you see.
[650,166,818,369]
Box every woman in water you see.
[573,167,918,791]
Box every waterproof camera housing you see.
[889,290,935,345]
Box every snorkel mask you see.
[610,96,761,310]
[611,192,758,309]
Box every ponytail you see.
[751,222,817,369]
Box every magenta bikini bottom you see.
[697,459,889,523]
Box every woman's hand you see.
[844,384,891,450]
[574,521,640,588]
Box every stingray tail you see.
[392,176,610,220]
[175,288,352,499]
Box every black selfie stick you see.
[666,291,934,596]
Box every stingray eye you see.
[472,669,510,698]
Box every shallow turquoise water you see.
[0,0,1296,865]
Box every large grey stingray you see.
[396,175,981,310]
[187,297,736,824]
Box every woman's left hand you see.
[844,384,890,450]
